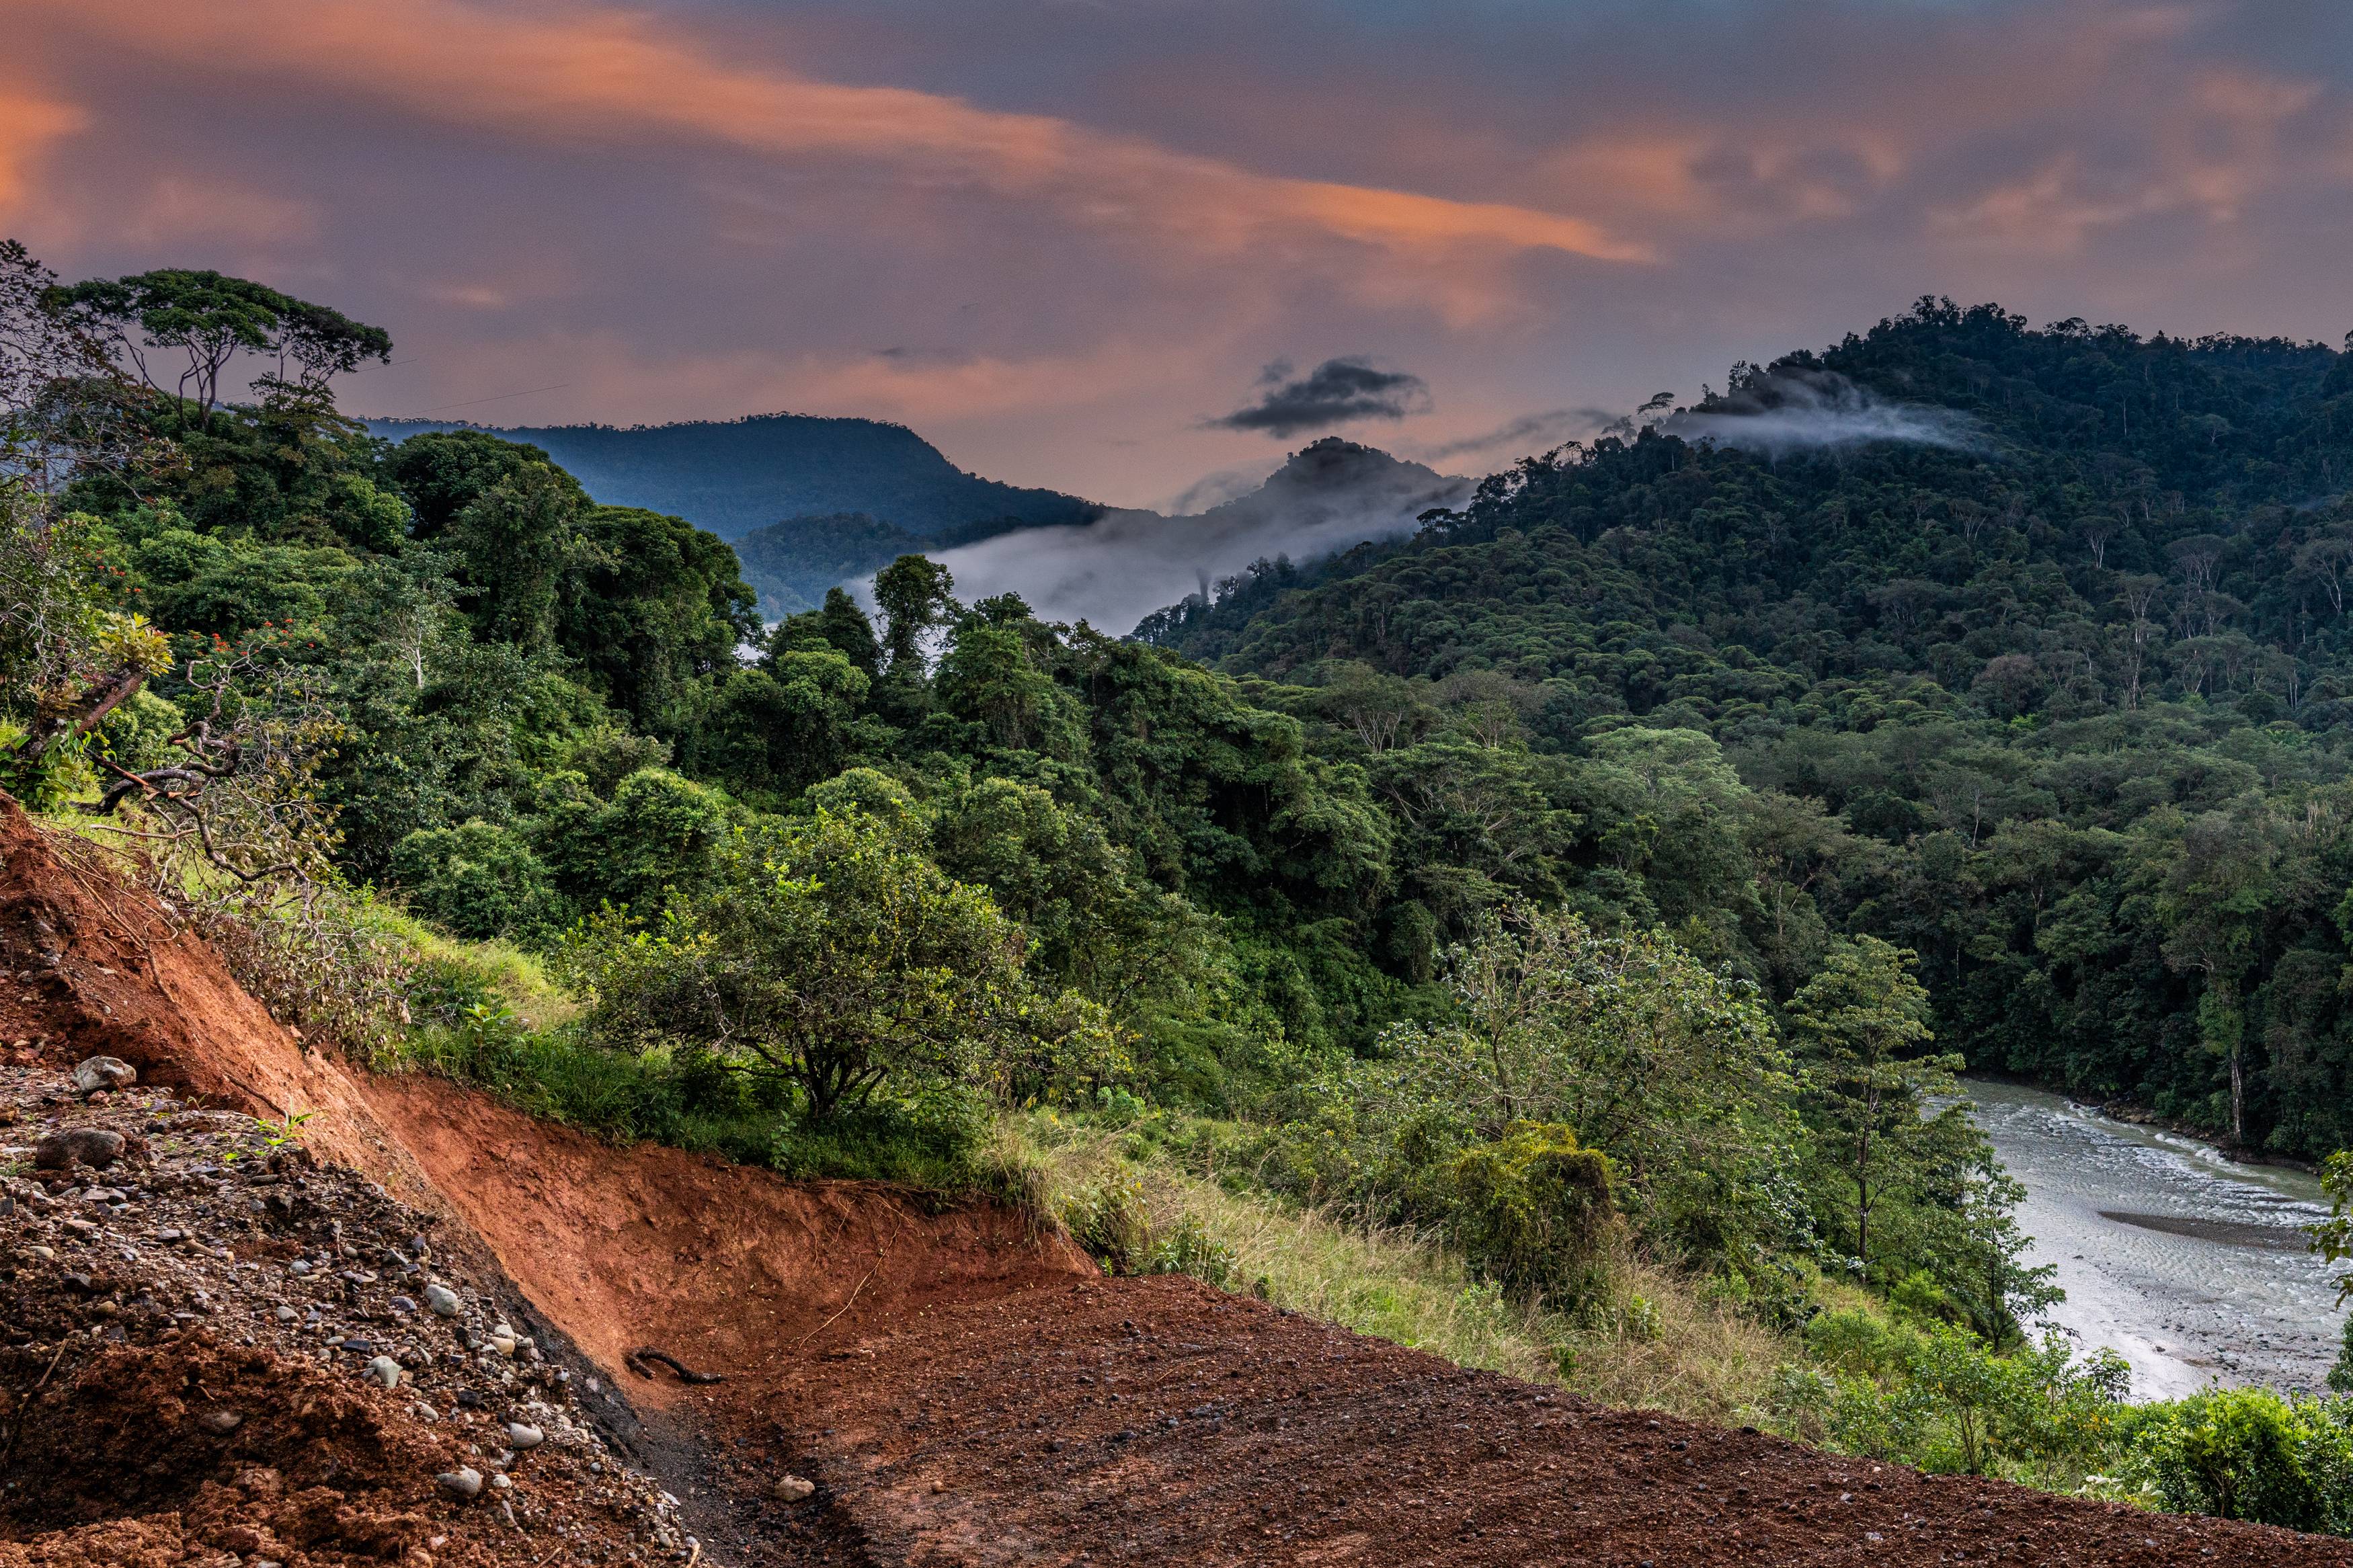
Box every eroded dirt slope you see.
[0,1063,699,1568]
[360,1075,1090,1393]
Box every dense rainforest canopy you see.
[1146,298,2353,1159]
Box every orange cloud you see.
[124,175,317,248]
[0,85,85,224]
[15,0,1650,269]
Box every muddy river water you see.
[1968,1079,2345,1400]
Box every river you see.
[1968,1079,2344,1400]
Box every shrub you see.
[1145,1214,1238,1289]
[1447,1121,1616,1305]
[2124,1389,2353,1534]
[767,1085,994,1186]
[558,804,1123,1122]
[391,819,569,942]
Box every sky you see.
[3,0,2351,510]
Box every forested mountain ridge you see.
[1144,299,2353,1159]
[368,410,1101,542]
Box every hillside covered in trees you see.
[1143,299,2353,1159]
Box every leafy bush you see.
[558,804,1124,1120]
[1447,1121,1616,1305]
[2122,1389,2353,1534]
[1783,1313,2128,1477]
[391,819,569,942]
[1144,1214,1238,1289]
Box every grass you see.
[1009,1110,1796,1423]
[383,911,581,1029]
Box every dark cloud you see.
[1211,356,1431,438]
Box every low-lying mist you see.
[931,438,1468,634]
[1661,366,1981,454]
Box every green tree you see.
[559,807,1119,1119]
[444,461,584,650]
[1788,936,1972,1282]
[558,505,758,737]
[56,267,388,417]
[772,585,881,677]
[872,553,959,674]
[1314,908,1802,1268]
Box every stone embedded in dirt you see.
[506,1421,545,1450]
[423,1282,461,1317]
[196,1408,244,1435]
[437,1467,485,1500]
[364,1355,403,1389]
[773,1474,817,1502]
[32,1126,125,1170]
[71,1055,136,1096]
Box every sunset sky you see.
[5,0,2350,509]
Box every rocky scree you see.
[0,1061,705,1567]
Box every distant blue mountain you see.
[365,410,1101,544]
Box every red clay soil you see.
[5,798,2351,1565]
[735,1274,2353,1567]
[356,1073,1092,1390]
[0,805,436,1202]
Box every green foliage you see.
[1785,1309,2128,1478]
[1062,1171,1154,1274]
[1445,1122,1615,1303]
[54,266,389,415]
[2121,1389,2353,1533]
[390,820,569,943]
[557,806,1124,1120]
[1275,909,1802,1280]
[1789,938,2010,1317]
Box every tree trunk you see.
[9,665,150,768]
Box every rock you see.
[436,1467,484,1501]
[71,1057,136,1097]
[772,1475,816,1503]
[33,1128,124,1171]
[390,1294,418,1315]
[275,1305,298,1323]
[197,1409,244,1435]
[423,1283,461,1317]
[288,1260,311,1276]
[364,1356,403,1389]
[505,1422,545,1450]
[489,1472,514,1491]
